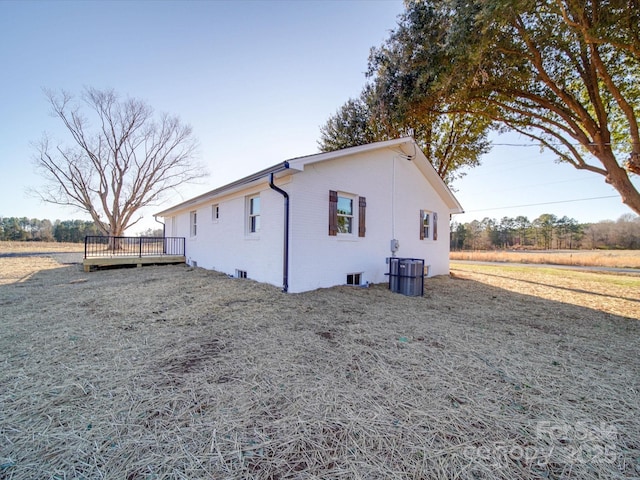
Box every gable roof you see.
[155,137,464,217]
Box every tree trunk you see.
[107,227,125,251]
[606,168,640,216]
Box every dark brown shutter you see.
[433,212,438,240]
[329,190,338,236]
[419,210,425,240]
[358,196,366,237]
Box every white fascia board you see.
[410,147,465,215]
[155,162,296,217]
[155,137,464,217]
[289,137,464,214]
[154,141,411,218]
[287,137,418,171]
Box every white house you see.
[155,137,463,293]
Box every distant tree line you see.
[0,217,165,242]
[451,214,640,251]
[0,217,102,243]
[4,213,637,249]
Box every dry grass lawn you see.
[0,241,83,254]
[450,262,640,319]
[1,256,639,479]
[0,257,63,286]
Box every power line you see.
[464,195,619,213]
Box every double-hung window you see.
[190,210,197,237]
[420,210,438,240]
[329,190,366,237]
[337,195,353,234]
[248,195,260,234]
[421,210,430,240]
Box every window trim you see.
[337,194,354,235]
[247,194,261,235]
[420,209,430,240]
[419,210,438,240]
[329,190,366,238]
[190,210,197,237]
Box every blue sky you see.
[0,0,637,234]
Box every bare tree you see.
[33,88,205,244]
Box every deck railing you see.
[84,236,185,258]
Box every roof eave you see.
[156,136,465,217]
[155,161,293,217]
[409,143,464,215]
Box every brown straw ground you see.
[1,258,639,479]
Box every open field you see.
[450,249,640,269]
[0,241,83,254]
[1,257,639,479]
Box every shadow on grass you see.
[456,268,640,304]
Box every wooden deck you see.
[83,236,186,272]
[83,255,186,272]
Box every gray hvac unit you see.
[387,257,425,296]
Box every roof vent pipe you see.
[269,172,289,293]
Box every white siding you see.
[169,184,285,287]
[164,146,453,293]
[286,149,451,293]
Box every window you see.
[329,190,366,237]
[337,195,353,234]
[212,204,219,221]
[420,210,438,240]
[190,210,197,237]
[236,269,247,279]
[420,210,430,240]
[248,195,260,233]
[346,273,362,285]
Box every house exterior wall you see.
[162,145,454,293]
[168,184,285,288]
[285,149,451,293]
